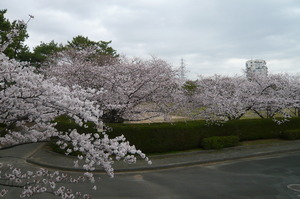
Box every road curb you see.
[26,140,300,173]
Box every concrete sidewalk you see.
[26,139,300,173]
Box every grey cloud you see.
[1,0,300,78]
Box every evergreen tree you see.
[0,9,31,61]
[31,40,64,67]
[67,35,119,66]
[67,35,118,57]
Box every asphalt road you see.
[1,144,300,199]
[92,152,300,199]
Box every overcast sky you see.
[2,0,300,79]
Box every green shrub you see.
[50,115,99,155]
[0,123,6,137]
[281,129,300,140]
[201,136,240,150]
[50,116,300,154]
[53,115,98,134]
[109,118,300,153]
[49,141,83,156]
[210,118,300,141]
[108,121,207,153]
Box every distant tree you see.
[249,73,299,119]
[182,80,197,96]
[67,35,117,56]
[184,73,300,123]
[30,41,64,67]
[193,75,255,122]
[67,35,118,66]
[0,9,31,61]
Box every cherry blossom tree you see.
[286,74,300,117]
[190,75,254,122]
[187,73,300,123]
[247,73,299,120]
[0,19,150,198]
[43,48,179,123]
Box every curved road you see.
[95,152,300,199]
[1,144,300,199]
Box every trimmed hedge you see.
[281,129,300,140]
[202,136,239,150]
[50,115,99,155]
[53,115,98,134]
[108,118,300,153]
[52,116,300,154]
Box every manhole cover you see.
[287,184,300,192]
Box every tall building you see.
[245,59,268,78]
